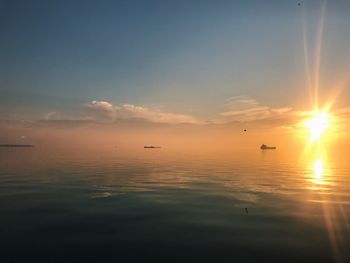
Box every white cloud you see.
[86,100,118,120]
[88,101,115,112]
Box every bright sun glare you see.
[313,159,323,179]
[305,112,330,141]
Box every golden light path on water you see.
[313,159,324,181]
[308,153,343,263]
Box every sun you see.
[304,111,330,141]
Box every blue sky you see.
[1,0,350,122]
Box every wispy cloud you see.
[40,96,350,130]
[212,96,292,124]
[85,101,200,124]
[44,112,62,120]
[43,97,293,126]
[118,104,200,124]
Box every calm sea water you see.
[0,146,349,262]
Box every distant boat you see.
[0,144,34,147]
[144,146,161,149]
[260,144,276,150]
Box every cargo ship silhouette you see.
[260,144,276,150]
[0,144,34,147]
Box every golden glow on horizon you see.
[304,111,330,142]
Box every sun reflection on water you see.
[312,158,328,187]
[304,146,329,188]
[307,157,328,190]
[313,159,323,179]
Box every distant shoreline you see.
[0,144,34,147]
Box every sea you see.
[0,145,349,262]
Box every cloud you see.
[88,100,115,112]
[86,100,117,120]
[43,97,293,127]
[118,104,200,124]
[33,97,350,133]
[335,107,350,117]
[85,101,200,124]
[44,112,62,120]
[212,96,292,124]
[333,107,350,128]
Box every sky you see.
[1,0,350,129]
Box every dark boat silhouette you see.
[0,144,34,147]
[260,144,276,150]
[144,146,161,149]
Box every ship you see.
[0,144,34,147]
[260,144,276,150]
[144,146,161,149]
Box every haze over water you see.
[1,143,349,262]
